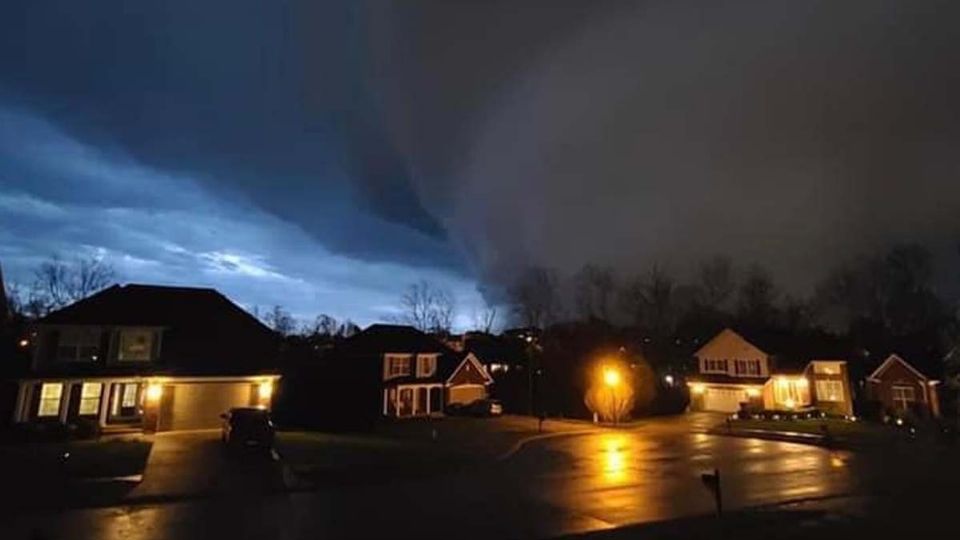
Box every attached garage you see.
[447,384,486,405]
[159,381,257,431]
[702,387,747,413]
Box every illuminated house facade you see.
[12,285,280,432]
[687,328,854,415]
[329,324,493,419]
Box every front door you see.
[415,387,429,415]
[398,387,414,417]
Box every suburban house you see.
[865,354,941,418]
[12,284,280,432]
[327,324,493,419]
[687,328,854,415]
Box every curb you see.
[497,429,604,461]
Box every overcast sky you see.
[1,1,959,328]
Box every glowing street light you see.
[604,368,621,388]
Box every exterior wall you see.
[688,383,762,412]
[695,329,770,378]
[805,361,854,416]
[15,376,277,431]
[447,384,487,405]
[762,376,812,410]
[867,359,938,418]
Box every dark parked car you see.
[448,399,503,417]
[220,407,275,449]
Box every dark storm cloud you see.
[370,1,960,293]
[0,0,457,271]
[2,0,959,308]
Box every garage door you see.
[447,384,486,405]
[703,388,746,413]
[164,382,254,431]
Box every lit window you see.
[813,363,840,375]
[815,380,844,402]
[78,383,103,415]
[122,384,139,407]
[385,354,412,378]
[56,329,100,362]
[37,383,63,417]
[891,385,915,410]
[118,330,154,361]
[416,354,437,378]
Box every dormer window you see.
[57,328,100,362]
[118,329,154,361]
[416,354,438,378]
[384,354,412,379]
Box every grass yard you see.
[727,417,901,446]
[0,437,153,479]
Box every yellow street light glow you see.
[259,380,274,400]
[603,368,621,387]
[145,383,163,403]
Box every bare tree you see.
[25,255,115,316]
[620,264,676,337]
[472,305,498,333]
[737,264,778,326]
[397,281,456,334]
[301,314,339,337]
[338,320,360,337]
[508,266,558,329]
[696,256,735,311]
[574,264,616,322]
[263,305,297,336]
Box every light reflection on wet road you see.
[6,416,874,540]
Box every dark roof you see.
[337,324,456,356]
[333,324,464,382]
[39,284,271,331]
[32,284,278,377]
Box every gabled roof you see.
[867,354,936,383]
[337,324,456,357]
[39,284,272,333]
[694,328,768,358]
[446,352,494,385]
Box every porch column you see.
[98,383,112,427]
[12,382,28,423]
[58,382,72,424]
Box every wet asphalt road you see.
[4,415,919,540]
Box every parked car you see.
[462,399,503,417]
[220,407,275,449]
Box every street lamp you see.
[604,368,621,388]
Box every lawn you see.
[0,437,153,479]
[725,418,901,446]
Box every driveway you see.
[130,430,283,500]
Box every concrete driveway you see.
[130,429,283,500]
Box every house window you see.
[748,360,761,376]
[891,385,916,410]
[703,359,728,373]
[57,328,100,362]
[118,330,154,361]
[416,355,437,378]
[815,380,844,402]
[385,354,412,378]
[78,383,103,415]
[122,383,139,407]
[37,383,63,417]
[813,363,840,375]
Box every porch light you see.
[259,380,273,400]
[691,383,705,395]
[746,387,760,398]
[145,383,163,403]
[783,398,796,409]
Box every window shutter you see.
[44,329,60,363]
[99,330,111,363]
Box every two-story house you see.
[687,328,854,415]
[11,284,280,432]
[329,324,493,419]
